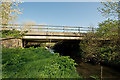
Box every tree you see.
[0,0,23,27]
[98,0,119,19]
[97,19,118,37]
[80,20,119,64]
[98,0,120,53]
[79,0,120,64]
[98,0,120,40]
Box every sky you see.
[16,2,107,28]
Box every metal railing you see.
[1,24,97,33]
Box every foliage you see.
[80,0,119,64]
[90,75,99,80]
[1,30,27,38]
[80,32,101,63]
[2,47,80,78]
[98,0,119,19]
[97,19,118,37]
[97,20,119,63]
[80,19,120,64]
[99,45,119,62]
[0,0,23,26]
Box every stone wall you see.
[1,38,23,48]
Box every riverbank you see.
[2,47,80,78]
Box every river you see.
[76,62,120,79]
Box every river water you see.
[76,62,120,79]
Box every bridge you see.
[1,24,96,40]
[1,24,97,47]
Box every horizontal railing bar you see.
[1,27,95,30]
[31,28,79,30]
[1,24,97,34]
[1,28,95,32]
[1,26,95,29]
[1,24,96,29]
[30,28,94,31]
[29,31,88,33]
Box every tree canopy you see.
[0,0,23,26]
[98,0,119,19]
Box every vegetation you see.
[90,75,99,80]
[97,0,119,19]
[97,19,118,37]
[1,30,27,38]
[1,0,120,78]
[2,47,80,78]
[79,0,120,65]
[0,0,23,26]
[80,19,119,64]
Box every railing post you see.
[63,26,64,33]
[39,26,40,32]
[30,25,32,32]
[46,26,48,35]
[30,27,31,32]
[92,27,94,33]
[78,27,80,33]
[78,27,81,37]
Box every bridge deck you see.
[25,32,86,36]
[23,32,85,40]
[23,36,83,40]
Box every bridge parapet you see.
[1,24,97,40]
[1,24,97,33]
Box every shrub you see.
[80,19,120,64]
[2,30,27,38]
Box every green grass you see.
[2,47,81,78]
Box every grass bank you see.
[2,47,81,78]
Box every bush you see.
[2,30,27,38]
[2,47,80,78]
[80,19,120,64]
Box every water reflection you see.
[45,47,55,54]
[76,62,120,79]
